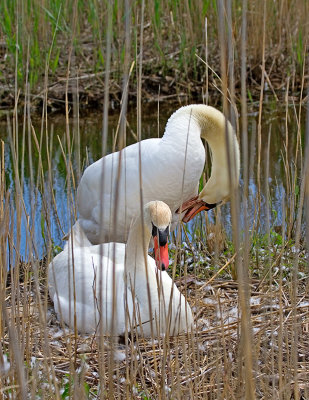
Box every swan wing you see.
[49,245,130,334]
[77,134,204,244]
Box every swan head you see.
[145,201,171,271]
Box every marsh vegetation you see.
[0,1,309,399]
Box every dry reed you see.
[0,1,309,399]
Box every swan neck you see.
[126,215,151,275]
[189,105,240,204]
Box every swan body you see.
[77,104,240,244]
[48,201,194,336]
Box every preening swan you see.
[48,201,194,336]
[76,104,240,244]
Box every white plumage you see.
[48,201,194,336]
[76,104,240,244]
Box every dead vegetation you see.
[1,1,309,399]
[1,258,309,399]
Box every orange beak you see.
[153,235,169,271]
[176,196,217,223]
[182,202,212,223]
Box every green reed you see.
[1,0,307,98]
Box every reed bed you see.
[2,256,309,398]
[1,0,309,399]
[0,0,308,109]
[1,162,309,400]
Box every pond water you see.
[0,101,306,262]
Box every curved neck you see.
[125,215,152,278]
[188,105,240,204]
[162,108,202,146]
[162,105,239,204]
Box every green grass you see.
[0,0,307,105]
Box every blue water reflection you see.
[0,104,304,263]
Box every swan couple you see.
[48,104,240,337]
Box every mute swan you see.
[48,201,194,336]
[77,104,240,244]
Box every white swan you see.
[77,104,240,244]
[48,201,194,336]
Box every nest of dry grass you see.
[1,258,309,399]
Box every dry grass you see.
[2,260,309,399]
[1,1,309,399]
[1,104,309,399]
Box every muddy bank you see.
[0,44,305,114]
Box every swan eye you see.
[151,223,169,246]
[151,222,157,238]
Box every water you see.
[0,102,305,261]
